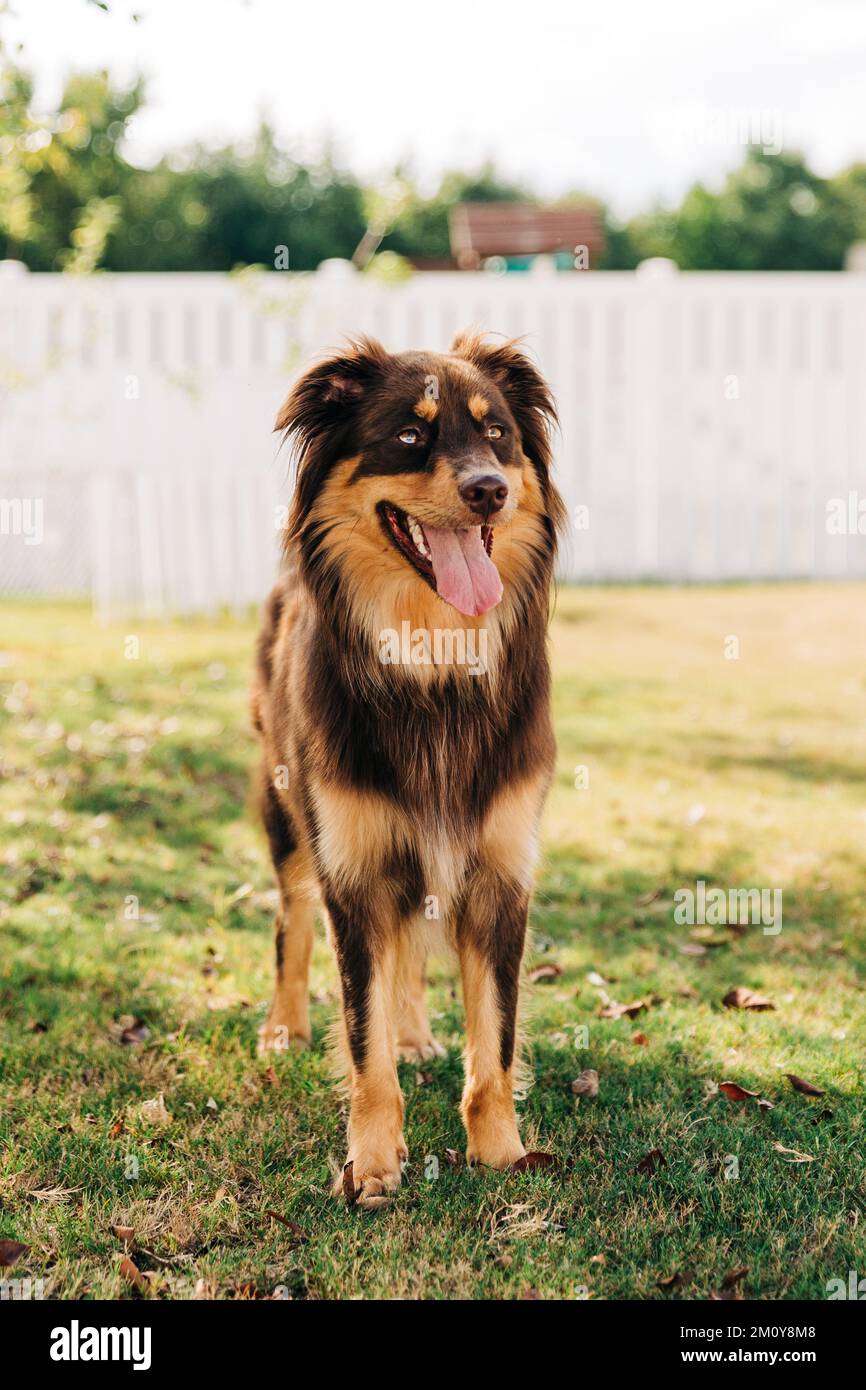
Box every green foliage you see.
[381,164,531,262]
[627,147,864,270]
[2,53,866,273]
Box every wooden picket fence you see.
[2,261,865,616]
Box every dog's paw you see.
[466,1137,527,1171]
[257,1021,311,1056]
[336,1146,408,1210]
[396,1033,447,1064]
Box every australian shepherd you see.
[251,332,565,1208]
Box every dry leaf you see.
[264,1211,307,1242]
[443,1148,463,1170]
[631,1031,649,1046]
[586,971,609,987]
[678,942,707,956]
[342,1161,356,1204]
[722,1265,750,1289]
[785,1073,825,1097]
[111,1225,134,1244]
[138,1093,171,1126]
[718,1081,760,1101]
[571,1069,599,1098]
[415,1071,433,1086]
[723,987,775,1011]
[527,963,562,984]
[510,1151,559,1173]
[658,1270,691,1289]
[119,1255,148,1292]
[590,1253,607,1267]
[711,1289,743,1301]
[600,998,646,1020]
[0,1240,28,1268]
[119,1019,150,1046]
[772,1142,816,1163]
[636,1147,666,1175]
[261,1065,278,1087]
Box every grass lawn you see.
[1,585,864,1301]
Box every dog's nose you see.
[458,473,509,518]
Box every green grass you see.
[1,586,864,1300]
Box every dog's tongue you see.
[421,525,503,616]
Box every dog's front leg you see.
[326,888,407,1209]
[457,873,528,1170]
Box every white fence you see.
[2,263,866,615]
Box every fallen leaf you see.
[678,942,707,956]
[111,1225,134,1244]
[261,1065,278,1087]
[718,1081,760,1102]
[138,1093,171,1127]
[600,998,647,1020]
[443,1148,463,1170]
[510,1151,559,1173]
[636,1147,666,1175]
[415,1071,433,1086]
[521,1287,543,1299]
[757,1098,775,1111]
[722,1265,750,1289]
[723,987,775,1011]
[342,1161,356,1204]
[658,1270,691,1289]
[785,1073,825,1097]
[494,1253,512,1269]
[109,1118,124,1139]
[119,1254,148,1293]
[637,888,662,906]
[527,963,562,984]
[0,1240,28,1268]
[571,1069,599,1098]
[119,1019,150,1046]
[772,1142,816,1163]
[590,1253,607,1267]
[711,1289,743,1301]
[264,1211,307,1242]
[631,1031,649,1046]
[586,971,609,988]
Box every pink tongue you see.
[421,525,503,616]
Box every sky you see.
[5,0,866,215]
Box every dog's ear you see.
[276,337,388,535]
[451,331,565,536]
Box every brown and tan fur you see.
[251,332,565,1208]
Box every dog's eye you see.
[485,423,505,441]
[398,427,422,446]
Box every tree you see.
[0,61,143,270]
[627,147,858,271]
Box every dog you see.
[251,331,565,1208]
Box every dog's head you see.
[277,332,564,623]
